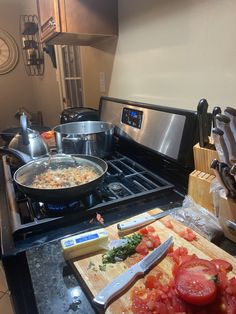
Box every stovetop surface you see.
[0,142,188,255]
[13,151,174,228]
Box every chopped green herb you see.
[99,264,107,272]
[102,233,142,264]
[87,261,95,270]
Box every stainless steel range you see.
[0,96,199,314]
[1,96,198,247]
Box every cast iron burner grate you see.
[3,153,174,239]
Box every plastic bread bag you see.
[210,177,227,217]
[170,194,223,241]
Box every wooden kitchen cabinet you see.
[36,0,118,45]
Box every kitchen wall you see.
[1,0,235,130]
[80,38,117,109]
[0,0,61,130]
[108,0,236,111]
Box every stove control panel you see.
[121,107,143,129]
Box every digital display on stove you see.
[121,108,143,129]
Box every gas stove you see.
[0,96,199,252]
[2,151,175,240]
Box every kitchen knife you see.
[230,164,236,179]
[197,99,209,147]
[212,106,222,128]
[216,114,236,165]
[210,159,229,196]
[221,166,236,199]
[224,107,236,141]
[218,161,236,199]
[212,127,230,165]
[93,236,173,309]
[225,219,236,232]
[117,207,181,231]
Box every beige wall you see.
[108,0,236,111]
[2,0,233,130]
[80,38,117,109]
[0,0,61,130]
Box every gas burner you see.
[108,182,123,192]
[107,182,131,198]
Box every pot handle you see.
[20,113,30,146]
[0,147,32,164]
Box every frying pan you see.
[13,154,108,204]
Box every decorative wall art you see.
[0,29,19,75]
[19,15,44,76]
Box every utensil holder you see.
[218,196,236,243]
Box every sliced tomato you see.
[163,219,174,229]
[146,225,156,233]
[178,228,196,242]
[41,130,54,139]
[143,237,154,249]
[176,258,218,278]
[135,241,149,255]
[226,277,236,296]
[145,275,157,289]
[96,213,104,224]
[148,233,161,248]
[145,269,163,289]
[167,246,188,264]
[139,227,149,235]
[175,271,217,305]
[211,259,233,273]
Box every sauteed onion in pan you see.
[31,166,99,189]
[13,154,108,204]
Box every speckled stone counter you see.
[26,227,236,314]
[27,240,96,314]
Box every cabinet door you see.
[63,0,118,35]
[37,0,61,42]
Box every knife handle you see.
[117,216,155,231]
[93,264,143,308]
[212,128,230,165]
[197,99,210,147]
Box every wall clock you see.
[0,29,19,75]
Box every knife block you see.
[188,170,215,213]
[218,196,236,243]
[188,141,219,212]
[193,143,218,175]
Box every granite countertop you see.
[26,198,182,314]
[27,240,95,314]
[26,213,236,314]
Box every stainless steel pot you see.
[53,121,114,158]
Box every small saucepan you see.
[13,154,108,204]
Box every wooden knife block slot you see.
[188,170,215,213]
[218,196,236,243]
[193,143,218,175]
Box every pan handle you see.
[0,147,32,164]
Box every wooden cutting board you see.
[70,208,236,314]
